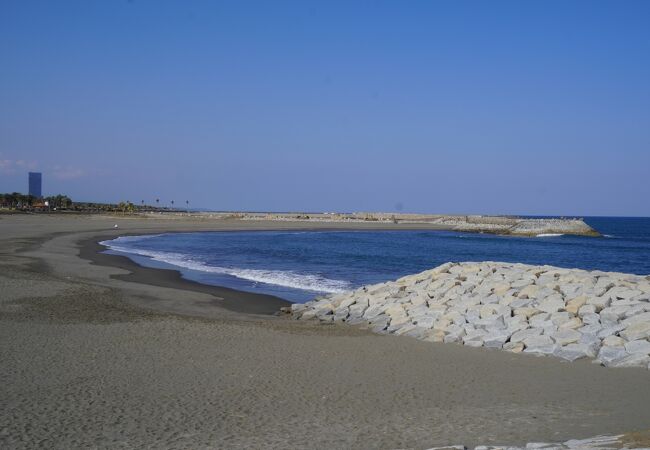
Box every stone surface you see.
[555,343,596,361]
[596,346,628,366]
[424,432,636,449]
[620,321,650,341]
[565,295,588,314]
[538,295,565,313]
[550,329,581,346]
[608,353,650,368]
[291,261,650,370]
[624,339,650,355]
[503,342,525,353]
[602,335,625,347]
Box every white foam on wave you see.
[100,234,163,246]
[536,233,564,237]
[100,236,350,294]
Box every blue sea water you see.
[102,217,650,303]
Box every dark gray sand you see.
[1,214,649,449]
[79,237,292,315]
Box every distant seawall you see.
[444,216,600,237]
[229,212,601,237]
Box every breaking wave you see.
[100,236,350,294]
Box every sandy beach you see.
[2,213,650,449]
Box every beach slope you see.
[0,214,647,449]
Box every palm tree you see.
[170,200,174,210]
[185,200,189,213]
[155,198,159,208]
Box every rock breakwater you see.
[289,262,650,369]
[209,212,601,237]
[428,432,646,449]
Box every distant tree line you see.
[0,192,37,208]
[0,192,73,209]
[1,192,188,214]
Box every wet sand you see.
[79,237,292,315]
[1,213,649,449]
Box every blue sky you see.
[1,0,649,216]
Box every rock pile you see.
[235,212,600,237]
[429,433,635,449]
[428,432,640,449]
[289,262,650,369]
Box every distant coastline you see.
[139,211,602,237]
[0,203,602,237]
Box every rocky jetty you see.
[428,433,642,449]
[423,216,599,237]
[289,262,650,369]
[232,212,600,237]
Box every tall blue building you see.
[28,172,42,198]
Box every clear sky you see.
[1,1,649,216]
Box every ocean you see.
[101,217,650,303]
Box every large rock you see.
[511,328,543,343]
[503,342,525,353]
[608,353,650,368]
[550,329,581,346]
[586,295,611,312]
[581,313,601,326]
[363,304,386,321]
[483,330,512,348]
[599,306,630,324]
[348,302,368,319]
[620,322,650,341]
[538,295,565,313]
[519,284,540,299]
[411,315,438,329]
[565,295,588,314]
[513,307,540,318]
[523,335,558,355]
[333,308,350,322]
[529,313,551,327]
[339,296,358,309]
[596,346,628,366]
[608,287,643,300]
[596,323,625,339]
[624,339,650,355]
[578,304,597,317]
[443,325,466,343]
[602,335,625,347]
[558,317,582,330]
[554,343,595,361]
[462,330,486,348]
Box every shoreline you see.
[76,224,483,317]
[79,236,292,315]
[2,214,650,448]
[62,218,468,319]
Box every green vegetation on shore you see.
[0,192,172,213]
[0,192,72,209]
